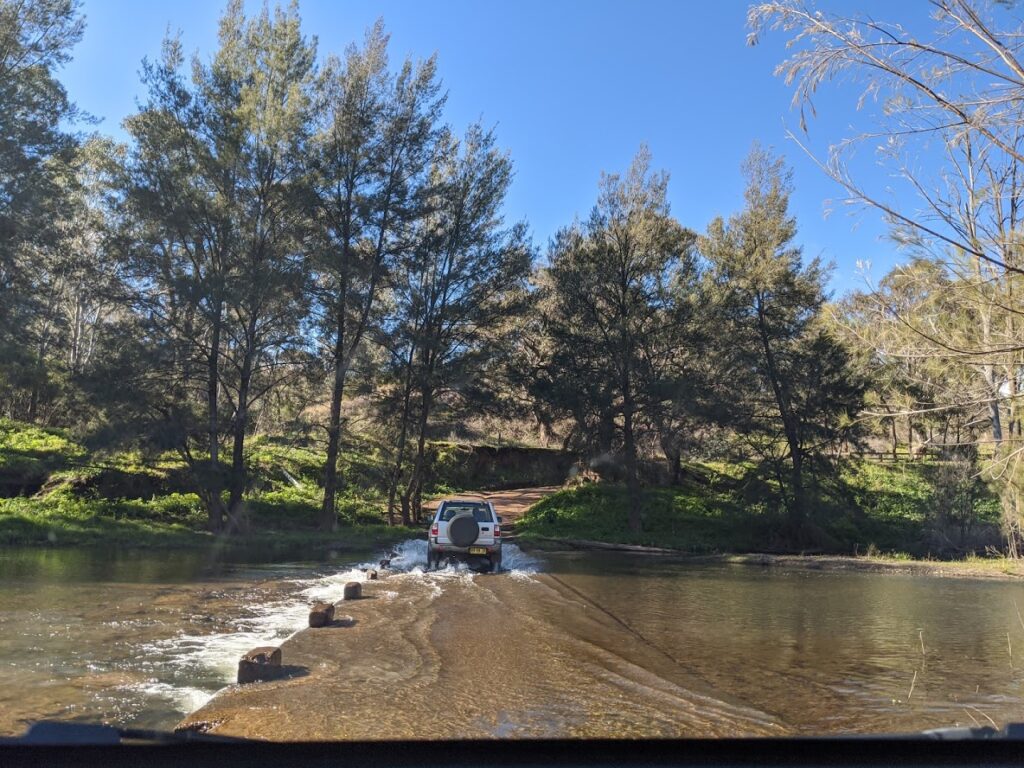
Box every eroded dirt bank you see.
[423,486,558,522]
[177,549,782,740]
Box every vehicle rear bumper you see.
[428,542,501,555]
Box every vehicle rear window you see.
[439,503,492,522]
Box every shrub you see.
[0,419,86,490]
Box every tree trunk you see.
[386,348,417,526]
[404,380,433,525]
[227,399,248,530]
[27,338,47,423]
[598,409,616,455]
[991,398,1004,445]
[789,449,805,527]
[669,450,682,485]
[320,312,346,531]
[206,304,225,533]
[399,492,411,527]
[755,296,805,530]
[622,376,642,535]
[27,382,39,424]
[226,317,256,532]
[320,183,355,530]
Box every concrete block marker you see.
[366,569,378,580]
[343,581,362,600]
[237,646,282,684]
[308,601,335,628]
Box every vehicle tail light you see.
[430,524,438,536]
[494,525,501,537]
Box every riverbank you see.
[0,418,568,549]
[0,499,418,551]
[0,418,1006,562]
[516,537,1024,581]
[719,552,1024,580]
[515,463,1003,559]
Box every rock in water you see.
[308,601,335,628]
[237,646,282,684]
[367,570,378,581]
[343,581,362,600]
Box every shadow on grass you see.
[517,459,1002,557]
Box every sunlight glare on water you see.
[139,539,541,714]
[5,546,1024,738]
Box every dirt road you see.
[423,486,559,525]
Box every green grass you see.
[518,459,1003,557]
[0,492,210,547]
[0,421,439,549]
[1,417,1003,558]
[824,459,1001,553]
[518,483,771,552]
[0,419,86,489]
[0,490,418,549]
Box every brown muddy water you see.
[2,541,1024,738]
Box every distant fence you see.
[839,447,976,463]
[842,450,918,463]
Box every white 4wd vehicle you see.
[427,499,502,572]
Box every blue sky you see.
[59,0,927,295]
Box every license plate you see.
[468,547,487,555]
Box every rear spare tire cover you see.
[448,513,479,547]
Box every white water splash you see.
[120,679,212,716]
[386,537,542,578]
[501,543,543,577]
[136,538,544,717]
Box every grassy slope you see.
[1,418,1004,557]
[0,420,417,548]
[517,459,1002,557]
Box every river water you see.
[2,542,1024,738]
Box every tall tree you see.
[207,3,318,525]
[122,1,317,531]
[383,124,531,524]
[19,137,125,425]
[751,0,1024,551]
[700,146,864,534]
[0,0,84,418]
[312,22,444,530]
[544,146,693,533]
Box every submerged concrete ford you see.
[427,499,502,572]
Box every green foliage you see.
[520,459,1002,557]
[0,418,85,487]
[538,147,696,507]
[520,482,770,552]
[0,1,84,409]
[0,490,205,546]
[247,439,326,486]
[698,146,866,526]
[0,488,413,549]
